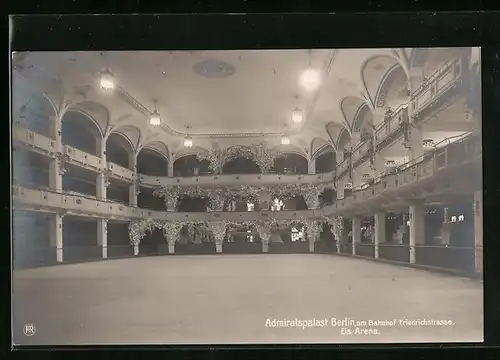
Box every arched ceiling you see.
[12,48,466,155]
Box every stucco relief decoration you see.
[208,220,227,244]
[128,219,165,245]
[196,148,223,172]
[162,221,183,245]
[254,144,281,173]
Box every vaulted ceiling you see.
[12,48,463,159]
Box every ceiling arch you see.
[109,125,142,152]
[325,122,343,149]
[360,55,407,109]
[12,71,57,121]
[352,104,373,133]
[273,144,308,159]
[106,132,135,155]
[173,146,209,162]
[141,140,170,161]
[69,101,111,138]
[310,137,333,160]
[340,96,367,133]
[62,110,103,140]
[337,128,351,151]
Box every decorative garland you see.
[254,143,281,173]
[162,221,183,245]
[208,221,227,244]
[222,145,256,166]
[324,216,344,241]
[128,219,165,245]
[196,148,223,172]
[304,219,322,242]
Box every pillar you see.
[308,234,315,253]
[352,216,362,256]
[473,190,483,274]
[308,159,316,175]
[374,151,385,178]
[168,243,175,254]
[129,183,138,206]
[49,158,63,192]
[133,244,139,256]
[374,212,386,259]
[168,161,174,177]
[97,218,108,258]
[337,180,345,200]
[336,149,344,166]
[352,168,362,189]
[409,125,424,161]
[129,153,138,206]
[49,213,64,263]
[409,200,425,264]
[96,174,107,200]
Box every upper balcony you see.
[323,131,481,216]
[12,186,324,222]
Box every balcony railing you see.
[410,56,464,117]
[12,186,324,222]
[139,172,335,188]
[64,145,104,171]
[325,130,481,215]
[12,126,57,154]
[106,162,136,182]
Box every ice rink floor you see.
[13,254,483,345]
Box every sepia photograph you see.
[11,47,482,345]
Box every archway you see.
[316,150,336,173]
[139,228,164,256]
[106,133,134,169]
[137,148,169,176]
[222,158,261,174]
[61,111,101,156]
[271,153,308,174]
[174,155,211,177]
[12,71,55,138]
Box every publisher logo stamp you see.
[23,324,36,336]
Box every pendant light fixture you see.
[300,49,321,92]
[291,96,303,124]
[99,52,115,92]
[184,125,193,148]
[149,100,161,126]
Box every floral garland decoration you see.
[303,219,322,242]
[254,143,281,173]
[208,221,227,244]
[153,186,180,211]
[128,219,165,245]
[162,221,183,245]
[222,145,256,166]
[196,148,223,172]
[268,183,324,209]
[324,216,344,241]
[255,221,271,244]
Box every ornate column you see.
[256,222,271,253]
[304,186,322,210]
[129,154,138,206]
[307,159,316,175]
[209,221,227,253]
[167,160,174,177]
[97,218,108,259]
[128,220,142,255]
[49,115,63,192]
[305,220,321,253]
[208,190,226,212]
[165,187,180,212]
[352,216,362,256]
[409,200,425,264]
[49,213,64,262]
[96,174,108,200]
[163,221,182,254]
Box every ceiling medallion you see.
[193,60,236,78]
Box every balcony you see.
[139,172,335,188]
[106,162,136,182]
[411,56,464,120]
[324,131,481,215]
[64,145,104,172]
[12,126,57,155]
[12,186,324,222]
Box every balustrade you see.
[12,126,57,154]
[64,145,104,171]
[106,162,136,181]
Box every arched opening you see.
[137,187,166,211]
[316,151,336,173]
[106,133,133,169]
[223,224,262,254]
[173,155,211,177]
[271,153,308,174]
[175,223,216,254]
[137,148,169,176]
[268,221,309,254]
[139,227,164,256]
[12,72,55,138]
[61,111,101,156]
[222,158,261,174]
